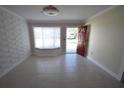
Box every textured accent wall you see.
[0,7,31,77]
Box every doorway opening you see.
[66,27,78,53]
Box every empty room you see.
[0,5,124,88]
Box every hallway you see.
[0,54,124,88]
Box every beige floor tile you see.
[0,54,124,88]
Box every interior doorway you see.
[66,27,78,53]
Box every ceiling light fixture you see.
[42,5,59,16]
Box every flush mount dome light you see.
[42,5,59,16]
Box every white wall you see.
[28,21,83,56]
[0,7,31,77]
[86,6,124,80]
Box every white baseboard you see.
[87,56,120,81]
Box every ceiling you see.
[1,5,111,21]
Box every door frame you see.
[85,24,91,57]
[65,26,78,54]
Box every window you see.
[33,27,60,49]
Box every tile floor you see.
[0,54,124,88]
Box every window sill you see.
[35,47,60,50]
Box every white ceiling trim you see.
[86,5,118,22]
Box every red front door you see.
[76,25,88,57]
